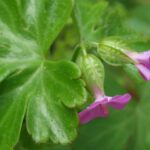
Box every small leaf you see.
[73,0,108,41]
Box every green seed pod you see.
[77,54,105,96]
[97,39,133,66]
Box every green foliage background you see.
[0,0,150,149]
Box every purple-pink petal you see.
[127,50,150,80]
[136,64,150,80]
[133,50,150,66]
[107,93,132,109]
[79,93,132,124]
[79,101,109,124]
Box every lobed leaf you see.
[73,0,108,42]
[0,0,87,149]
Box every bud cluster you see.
[74,39,150,124]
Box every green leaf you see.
[0,60,86,149]
[26,61,86,143]
[0,0,73,82]
[73,0,150,47]
[73,0,108,41]
[98,38,134,66]
[15,124,71,150]
[73,1,135,42]
[72,82,150,150]
[0,0,72,53]
[0,0,86,149]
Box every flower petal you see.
[135,50,150,65]
[136,64,150,80]
[79,101,109,124]
[128,50,150,68]
[107,93,132,109]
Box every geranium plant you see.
[0,0,150,150]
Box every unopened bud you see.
[98,39,133,66]
[77,54,105,97]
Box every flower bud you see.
[77,54,105,97]
[98,39,133,66]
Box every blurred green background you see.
[15,0,150,149]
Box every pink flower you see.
[127,50,150,80]
[79,90,131,124]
